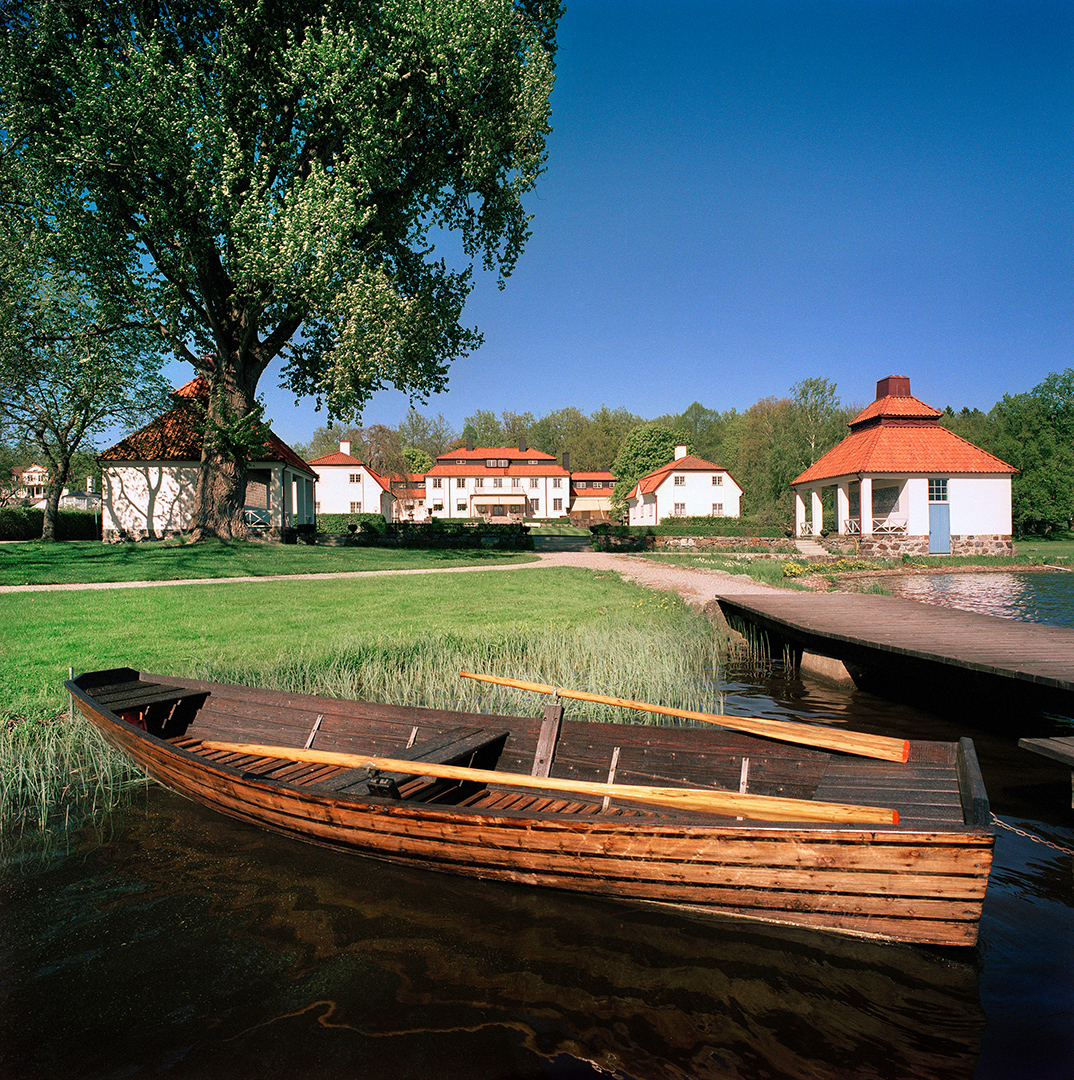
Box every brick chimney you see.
[876,375,911,400]
[562,452,570,471]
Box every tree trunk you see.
[189,365,258,542]
[40,460,70,542]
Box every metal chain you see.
[991,813,1074,857]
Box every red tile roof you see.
[793,382,1015,485]
[307,451,390,492]
[98,377,317,477]
[436,446,560,462]
[627,455,736,499]
[307,450,362,466]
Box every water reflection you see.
[881,571,1074,628]
[1,790,987,1080]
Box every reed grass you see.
[1,711,147,838]
[195,613,728,723]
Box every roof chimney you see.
[674,445,688,459]
[876,376,911,400]
[466,438,474,452]
[519,440,527,452]
[339,440,351,456]
[562,452,570,471]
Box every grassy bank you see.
[626,535,1074,590]
[2,566,725,833]
[0,538,537,587]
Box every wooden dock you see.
[714,593,1074,715]
[1018,736,1074,807]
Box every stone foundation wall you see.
[849,534,1014,558]
[950,534,1014,557]
[651,536,796,553]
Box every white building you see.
[625,447,743,525]
[97,377,317,541]
[307,442,393,519]
[791,375,1017,556]
[424,445,571,520]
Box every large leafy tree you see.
[0,221,173,539]
[0,0,561,539]
[610,423,691,512]
[988,386,1074,534]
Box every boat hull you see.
[67,669,994,946]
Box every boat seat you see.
[321,726,510,799]
[89,679,209,736]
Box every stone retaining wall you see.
[846,534,1014,558]
[650,536,796,553]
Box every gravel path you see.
[0,550,783,605]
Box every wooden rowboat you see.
[65,667,995,946]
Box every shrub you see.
[0,508,101,541]
[316,512,388,536]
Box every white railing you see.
[843,516,908,535]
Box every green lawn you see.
[1013,535,1074,562]
[1,565,701,721]
[0,538,536,586]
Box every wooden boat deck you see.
[716,591,1074,709]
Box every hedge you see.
[0,508,101,541]
[315,513,389,536]
[590,516,784,538]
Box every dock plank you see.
[716,593,1074,706]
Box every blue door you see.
[929,502,951,553]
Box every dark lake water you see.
[2,576,1072,1079]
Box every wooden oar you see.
[458,671,910,763]
[199,740,898,824]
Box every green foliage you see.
[610,424,692,509]
[988,385,1074,534]
[0,508,100,541]
[314,513,388,536]
[0,221,173,539]
[402,446,434,474]
[1,0,562,534]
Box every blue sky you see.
[162,0,1074,447]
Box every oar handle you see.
[458,671,910,763]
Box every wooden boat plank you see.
[177,791,990,910]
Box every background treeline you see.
[5,373,1067,537]
[294,371,1074,535]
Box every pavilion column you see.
[269,468,284,530]
[836,482,850,535]
[810,488,823,536]
[860,476,873,536]
[794,489,807,537]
